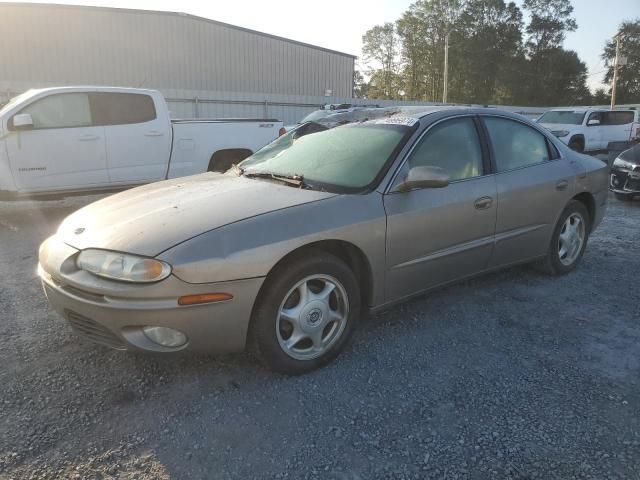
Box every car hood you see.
[57,173,336,256]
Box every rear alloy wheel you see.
[537,200,590,275]
[249,251,360,374]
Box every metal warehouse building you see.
[0,2,356,123]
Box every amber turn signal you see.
[178,292,234,306]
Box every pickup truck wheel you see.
[208,149,252,173]
[536,200,590,276]
[568,137,584,153]
[249,250,360,375]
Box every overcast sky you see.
[17,0,640,91]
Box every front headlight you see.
[613,157,635,171]
[551,130,570,138]
[77,249,171,283]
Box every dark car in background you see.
[610,143,640,201]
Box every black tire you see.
[568,137,584,153]
[537,200,590,275]
[249,250,360,375]
[615,193,634,202]
[208,150,251,173]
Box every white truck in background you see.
[0,87,284,198]
[537,107,639,153]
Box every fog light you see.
[613,177,621,186]
[142,326,187,348]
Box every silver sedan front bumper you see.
[38,235,264,353]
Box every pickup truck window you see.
[602,111,634,125]
[18,93,92,129]
[90,93,156,126]
[538,111,585,125]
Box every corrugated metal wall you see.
[0,2,355,98]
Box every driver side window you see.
[407,117,483,181]
[587,112,602,124]
[19,93,92,130]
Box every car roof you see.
[311,105,534,129]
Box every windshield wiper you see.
[243,170,309,189]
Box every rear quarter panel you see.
[578,153,609,231]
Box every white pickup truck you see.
[0,87,283,198]
[538,107,639,153]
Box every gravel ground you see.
[1,190,639,480]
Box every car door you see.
[584,111,604,150]
[383,116,497,302]
[481,115,578,268]
[604,111,635,144]
[5,92,109,192]
[91,92,170,184]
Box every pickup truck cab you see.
[538,107,639,153]
[0,87,283,197]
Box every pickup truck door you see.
[584,112,604,150]
[5,92,109,192]
[601,111,634,147]
[91,92,170,184]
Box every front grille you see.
[66,310,126,350]
[625,176,640,192]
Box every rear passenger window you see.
[483,117,550,172]
[407,117,483,181]
[602,111,634,125]
[90,93,156,126]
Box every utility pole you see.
[443,31,450,104]
[610,32,621,110]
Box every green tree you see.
[449,0,524,104]
[353,70,369,98]
[361,23,399,99]
[592,88,610,106]
[602,19,640,104]
[523,0,577,55]
[521,0,588,105]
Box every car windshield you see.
[239,123,411,191]
[299,110,334,123]
[538,111,586,125]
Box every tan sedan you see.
[39,107,609,374]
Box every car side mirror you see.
[587,119,600,126]
[394,166,450,192]
[12,113,34,130]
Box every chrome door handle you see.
[556,180,569,190]
[145,131,164,137]
[79,134,99,141]
[474,196,493,210]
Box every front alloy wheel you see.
[276,274,349,361]
[249,250,360,375]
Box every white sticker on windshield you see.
[374,116,419,127]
